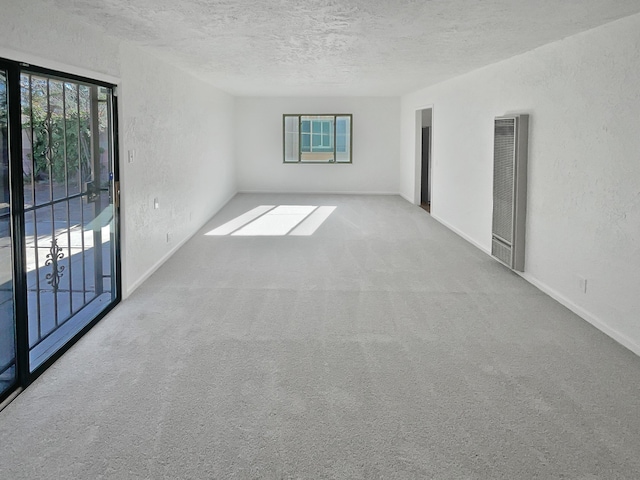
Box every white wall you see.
[119,48,236,295]
[401,14,640,354]
[236,97,400,194]
[0,0,120,82]
[1,0,237,296]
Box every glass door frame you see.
[0,57,121,406]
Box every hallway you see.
[1,193,639,479]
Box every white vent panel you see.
[491,238,512,267]
[491,115,528,271]
[492,119,515,244]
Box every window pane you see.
[283,116,299,162]
[336,115,351,162]
[301,133,310,152]
[285,114,351,163]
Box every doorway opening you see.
[418,107,432,213]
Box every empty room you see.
[1,1,640,478]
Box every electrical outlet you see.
[153,197,159,209]
[128,149,135,163]
[577,276,588,294]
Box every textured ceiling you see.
[49,0,640,96]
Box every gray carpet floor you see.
[1,193,639,479]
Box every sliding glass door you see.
[21,73,119,370]
[0,59,120,403]
[0,68,17,398]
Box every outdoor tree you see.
[21,76,95,184]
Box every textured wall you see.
[119,47,236,294]
[400,14,640,353]
[235,97,400,194]
[44,0,640,96]
[0,0,120,81]
[1,1,237,297]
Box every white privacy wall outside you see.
[235,97,400,194]
[0,1,237,297]
[400,14,640,354]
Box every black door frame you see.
[0,57,121,406]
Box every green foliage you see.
[21,77,97,184]
[26,109,92,183]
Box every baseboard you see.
[429,213,491,255]
[519,273,640,357]
[125,236,191,298]
[398,195,491,255]
[124,190,238,298]
[126,189,394,296]
[399,192,414,203]
[0,388,22,412]
[401,193,639,357]
[237,190,400,196]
